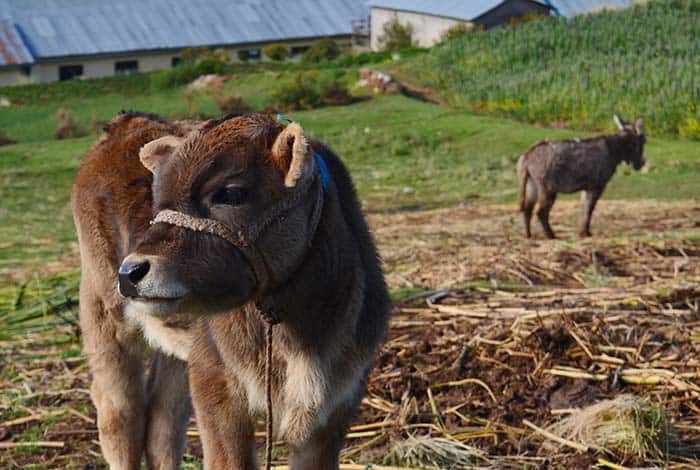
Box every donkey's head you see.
[117,114,326,316]
[613,115,646,170]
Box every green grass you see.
[1,93,699,284]
[392,0,700,138]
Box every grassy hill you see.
[1,94,699,284]
[392,0,699,138]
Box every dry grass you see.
[545,395,670,458]
[1,200,699,468]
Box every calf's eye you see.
[212,186,248,206]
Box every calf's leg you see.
[536,192,557,239]
[80,287,146,470]
[289,402,356,470]
[579,189,602,237]
[189,335,257,470]
[145,352,191,470]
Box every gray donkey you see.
[518,115,646,239]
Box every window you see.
[115,60,138,76]
[171,57,181,68]
[238,49,260,61]
[290,46,310,56]
[59,64,83,81]
[20,65,31,76]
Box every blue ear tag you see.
[276,114,292,124]
[314,153,330,193]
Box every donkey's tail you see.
[517,154,528,212]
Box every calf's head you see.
[118,114,324,316]
[613,115,646,170]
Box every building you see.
[547,0,634,17]
[0,0,369,87]
[369,0,553,50]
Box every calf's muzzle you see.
[118,259,150,297]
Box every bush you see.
[263,43,289,61]
[237,50,250,61]
[269,72,353,111]
[320,80,353,106]
[270,72,321,110]
[302,39,341,63]
[180,47,229,65]
[440,23,472,42]
[377,18,415,51]
[678,116,700,141]
[214,95,253,115]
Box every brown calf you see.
[518,115,646,239]
[72,113,198,470]
[116,113,390,469]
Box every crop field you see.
[392,0,700,138]
[1,2,700,467]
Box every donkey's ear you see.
[613,115,625,131]
[634,117,645,136]
[271,122,313,188]
[139,135,183,173]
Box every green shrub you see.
[377,18,416,51]
[270,72,321,110]
[237,50,250,61]
[302,38,341,63]
[678,116,700,140]
[320,80,353,106]
[440,23,472,42]
[263,43,289,61]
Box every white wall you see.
[27,52,176,83]
[0,68,31,87]
[371,8,471,51]
[0,36,353,87]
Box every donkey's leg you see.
[579,189,602,237]
[145,352,191,470]
[522,177,538,238]
[536,192,557,239]
[189,335,256,470]
[80,287,146,470]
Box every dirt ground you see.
[1,200,699,468]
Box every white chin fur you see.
[125,301,193,361]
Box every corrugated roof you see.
[0,0,368,63]
[368,0,505,21]
[548,0,634,17]
[0,19,33,66]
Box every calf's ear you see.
[139,135,184,173]
[271,122,312,188]
[613,115,625,131]
[634,117,645,136]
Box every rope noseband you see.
[149,148,328,470]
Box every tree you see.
[377,17,415,51]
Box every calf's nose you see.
[118,258,150,297]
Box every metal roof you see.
[0,19,34,66]
[549,0,633,17]
[0,0,368,63]
[368,0,505,21]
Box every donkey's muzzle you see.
[118,259,150,298]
